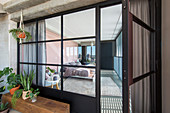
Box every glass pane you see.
[38,42,61,64]
[100,4,123,113]
[20,44,36,63]
[63,66,95,97]
[64,8,95,39]
[130,76,151,113]
[38,65,61,90]
[116,32,122,57]
[39,17,61,41]
[63,39,96,66]
[23,22,36,42]
[101,4,122,41]
[20,64,36,85]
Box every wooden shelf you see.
[2,93,70,113]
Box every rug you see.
[63,77,122,97]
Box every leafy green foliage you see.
[0,67,13,79]
[0,86,5,92]
[24,31,32,41]
[7,73,21,90]
[0,67,14,111]
[47,67,55,74]
[11,89,23,107]
[0,67,13,92]
[26,88,40,100]
[20,70,35,91]
[9,28,32,42]
[0,99,8,112]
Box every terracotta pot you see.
[22,90,31,100]
[0,108,9,113]
[9,85,21,95]
[16,31,26,39]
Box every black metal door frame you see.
[122,0,162,113]
[16,0,161,113]
[17,1,123,113]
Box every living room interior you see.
[0,0,162,113]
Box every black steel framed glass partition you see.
[17,0,161,113]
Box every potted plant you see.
[26,88,40,103]
[11,89,23,107]
[0,67,11,113]
[9,28,32,42]
[20,70,35,100]
[0,100,8,113]
[7,73,21,95]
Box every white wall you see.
[0,15,10,70]
[0,14,17,94]
[162,0,170,113]
[0,15,17,71]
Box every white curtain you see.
[130,0,151,113]
[38,20,46,86]
[20,22,37,84]
[20,21,46,86]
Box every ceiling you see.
[46,4,122,42]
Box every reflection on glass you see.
[20,44,36,63]
[101,5,122,41]
[64,8,95,39]
[39,16,61,41]
[100,4,122,113]
[38,42,61,64]
[63,39,96,66]
[38,65,61,90]
[63,67,95,96]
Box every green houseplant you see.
[9,28,32,42]
[7,73,21,95]
[0,99,8,113]
[0,67,12,113]
[11,89,23,108]
[20,70,35,100]
[26,88,40,103]
[0,67,13,92]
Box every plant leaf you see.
[0,86,5,92]
[0,80,4,83]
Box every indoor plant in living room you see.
[9,28,32,42]
[20,70,35,100]
[9,10,32,43]
[0,99,8,113]
[7,73,21,95]
[0,67,11,113]
[26,88,40,103]
[0,67,13,93]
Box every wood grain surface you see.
[2,93,70,113]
